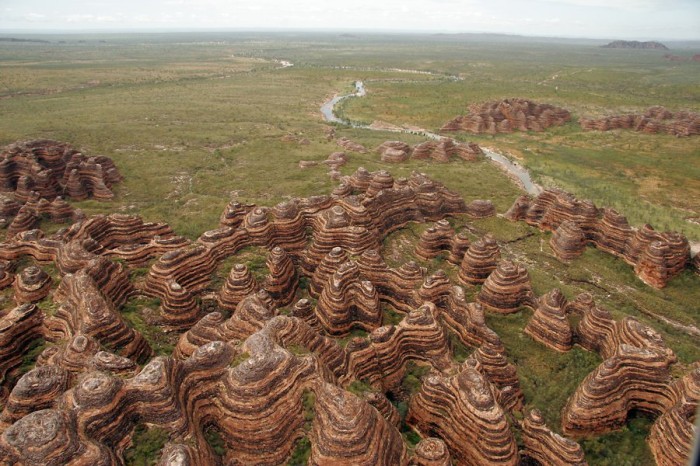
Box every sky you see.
[1,0,699,40]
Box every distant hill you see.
[602,40,668,50]
[0,37,50,43]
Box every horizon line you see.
[1,28,699,43]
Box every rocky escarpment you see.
[377,138,483,163]
[0,140,123,236]
[505,188,692,288]
[580,106,699,137]
[441,98,571,134]
[602,40,668,50]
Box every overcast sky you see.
[1,0,699,40]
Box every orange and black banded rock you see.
[457,234,500,285]
[0,365,70,426]
[0,304,44,399]
[693,253,700,275]
[522,409,587,466]
[217,263,258,313]
[648,367,700,466]
[337,136,368,153]
[634,237,689,289]
[310,382,408,465]
[411,139,482,163]
[580,107,699,137]
[0,261,13,289]
[357,249,424,312]
[377,141,412,163]
[465,341,523,411]
[415,220,455,260]
[561,344,673,436]
[441,98,571,134]
[551,220,587,262]
[37,334,100,374]
[439,286,501,348]
[211,334,325,465]
[104,235,189,269]
[466,199,496,219]
[359,303,452,390]
[447,230,471,265]
[477,260,536,313]
[361,390,401,428]
[417,270,451,308]
[65,213,175,251]
[410,437,451,466]
[310,247,348,298]
[263,246,298,307]
[304,205,380,274]
[219,200,254,228]
[407,367,518,466]
[12,265,51,304]
[6,205,39,237]
[0,409,110,466]
[365,170,395,198]
[594,208,633,256]
[510,189,691,288]
[49,270,152,363]
[504,194,531,222]
[315,261,381,335]
[174,291,277,358]
[0,139,122,203]
[159,280,200,331]
[525,289,573,352]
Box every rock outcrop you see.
[441,98,571,134]
[457,234,500,285]
[580,106,699,137]
[407,367,518,466]
[522,409,587,466]
[602,40,668,50]
[477,260,536,313]
[506,188,691,288]
[524,289,573,352]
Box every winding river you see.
[320,81,543,196]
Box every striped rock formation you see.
[550,220,587,262]
[447,230,471,265]
[477,260,536,313]
[415,220,455,260]
[457,234,500,285]
[441,98,571,134]
[0,304,44,403]
[310,382,408,465]
[0,139,122,203]
[410,437,451,466]
[336,136,368,153]
[217,263,259,313]
[648,366,700,466]
[407,367,518,466]
[263,246,298,307]
[13,265,51,304]
[522,409,587,466]
[580,107,699,137]
[315,261,381,335]
[524,289,573,352]
[377,140,412,163]
[357,249,424,312]
[561,344,673,435]
[466,199,496,219]
[506,188,691,288]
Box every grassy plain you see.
[0,32,698,466]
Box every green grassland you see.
[0,33,698,465]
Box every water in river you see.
[320,81,542,196]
